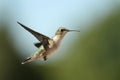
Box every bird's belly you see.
[46,44,59,58]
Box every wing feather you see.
[17,21,51,51]
[17,21,50,41]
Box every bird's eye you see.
[61,29,64,32]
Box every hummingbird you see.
[17,22,80,64]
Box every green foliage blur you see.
[0,5,120,80]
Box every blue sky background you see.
[0,0,120,63]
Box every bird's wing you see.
[17,21,51,42]
[34,42,42,48]
[17,21,51,51]
[34,41,50,51]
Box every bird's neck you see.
[53,34,66,44]
[53,31,67,43]
[53,35,62,42]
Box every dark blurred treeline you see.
[0,7,120,80]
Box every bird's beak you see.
[68,29,80,32]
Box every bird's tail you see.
[21,57,32,64]
[21,49,46,64]
[21,53,43,64]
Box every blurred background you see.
[0,0,120,80]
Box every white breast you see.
[46,35,62,58]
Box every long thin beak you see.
[68,30,80,32]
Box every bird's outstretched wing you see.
[17,21,50,41]
[17,21,51,50]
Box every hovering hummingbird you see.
[17,22,80,64]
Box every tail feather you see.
[21,48,46,64]
[21,57,32,64]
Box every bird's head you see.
[55,27,80,36]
